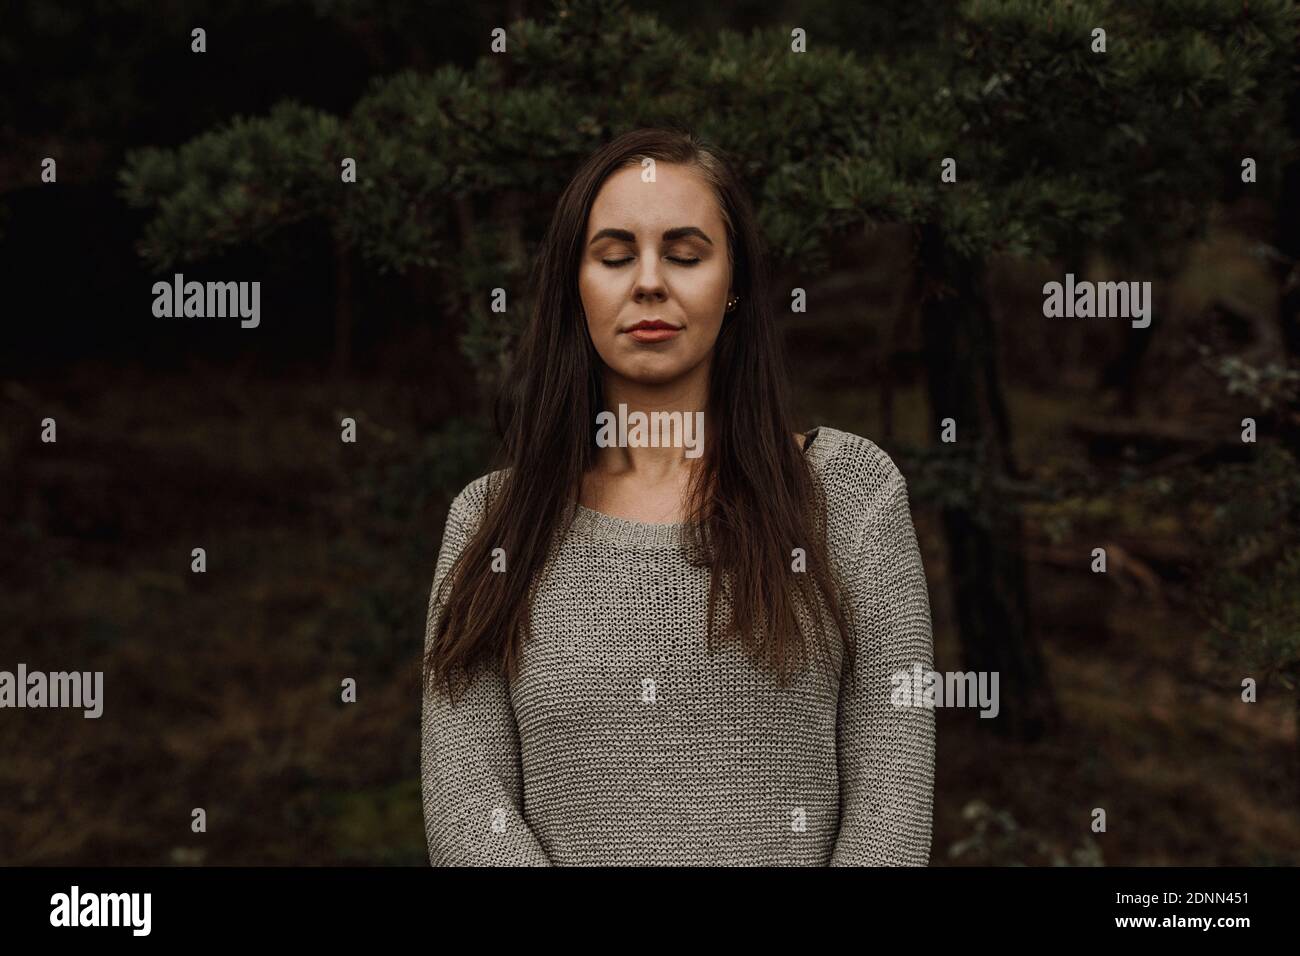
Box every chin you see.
[624,366,685,386]
[609,356,690,386]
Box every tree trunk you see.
[1276,70,1300,461]
[333,235,353,378]
[1279,76,1300,805]
[1294,669,1300,811]
[914,224,1059,742]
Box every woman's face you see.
[579,162,732,388]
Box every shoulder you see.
[445,466,512,532]
[805,425,910,533]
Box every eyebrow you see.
[587,226,713,247]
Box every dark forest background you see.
[1,0,1299,865]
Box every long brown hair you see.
[424,127,854,702]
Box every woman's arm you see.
[831,467,937,866]
[420,499,553,866]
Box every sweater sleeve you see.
[830,467,936,866]
[420,494,553,866]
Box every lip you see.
[624,319,682,343]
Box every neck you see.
[594,372,708,477]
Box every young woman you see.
[421,127,935,866]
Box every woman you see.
[421,127,935,866]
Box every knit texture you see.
[421,426,936,866]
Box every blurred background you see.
[1,0,1299,865]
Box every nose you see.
[632,256,668,304]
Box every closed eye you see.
[602,257,701,267]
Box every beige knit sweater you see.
[421,426,936,866]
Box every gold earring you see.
[726,295,740,312]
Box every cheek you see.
[578,268,618,326]
[684,279,727,332]
[689,313,726,357]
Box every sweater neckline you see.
[568,426,838,547]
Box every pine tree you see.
[118,0,1300,740]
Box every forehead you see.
[586,162,724,236]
